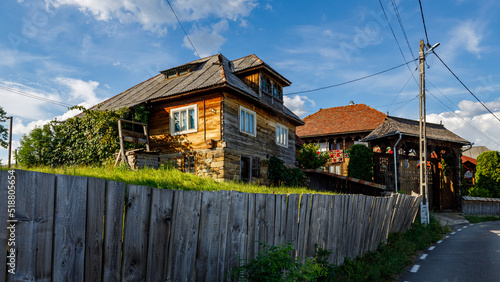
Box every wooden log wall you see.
[0,170,421,281]
[223,92,297,164]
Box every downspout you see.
[393,131,402,193]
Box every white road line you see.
[463,226,468,229]
[428,246,435,251]
[437,240,443,244]
[451,232,456,235]
[458,228,463,232]
[410,265,420,273]
[420,254,428,260]
[446,235,449,238]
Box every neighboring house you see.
[93,53,304,183]
[363,116,470,210]
[461,155,477,192]
[462,146,491,159]
[296,103,386,175]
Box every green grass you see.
[331,214,451,281]
[464,215,500,223]
[7,164,337,195]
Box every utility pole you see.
[7,116,12,168]
[419,40,439,225]
[419,40,429,225]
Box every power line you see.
[432,51,500,123]
[426,89,500,147]
[391,0,416,60]
[418,0,430,44]
[284,58,417,96]
[166,0,200,58]
[386,67,417,113]
[0,85,74,108]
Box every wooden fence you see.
[304,169,387,196]
[0,170,421,281]
[462,196,500,215]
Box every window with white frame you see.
[239,106,257,137]
[170,104,198,135]
[275,123,288,147]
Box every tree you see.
[469,151,500,198]
[347,144,374,181]
[0,106,9,148]
[296,143,330,169]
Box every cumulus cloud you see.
[183,20,229,57]
[54,77,101,108]
[427,98,500,151]
[284,95,316,117]
[445,20,486,59]
[45,0,257,35]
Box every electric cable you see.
[0,85,74,108]
[284,58,417,96]
[432,51,500,123]
[166,0,201,58]
[386,67,417,113]
[418,0,430,44]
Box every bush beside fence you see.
[0,170,421,281]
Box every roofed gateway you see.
[95,53,304,183]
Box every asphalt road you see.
[399,221,500,282]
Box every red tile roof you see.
[462,155,477,166]
[296,104,386,138]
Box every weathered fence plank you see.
[85,177,105,282]
[103,181,126,282]
[265,194,276,246]
[253,193,266,256]
[285,194,300,254]
[121,185,152,281]
[227,191,249,273]
[297,194,311,259]
[168,190,202,281]
[246,193,256,261]
[217,190,231,281]
[53,175,88,282]
[197,191,223,282]
[146,188,173,282]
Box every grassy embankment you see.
[8,164,335,195]
[464,215,500,223]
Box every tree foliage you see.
[0,106,9,148]
[468,151,500,198]
[347,144,374,181]
[17,105,148,167]
[296,143,330,169]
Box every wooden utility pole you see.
[418,40,439,224]
[7,116,12,168]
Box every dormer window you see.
[162,65,192,79]
[260,74,283,100]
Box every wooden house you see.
[94,54,304,183]
[296,104,387,175]
[363,116,470,210]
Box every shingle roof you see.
[91,53,302,124]
[363,116,470,145]
[232,54,291,86]
[296,104,387,138]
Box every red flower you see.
[317,151,320,155]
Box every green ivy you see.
[17,105,149,167]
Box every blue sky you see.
[1,0,500,164]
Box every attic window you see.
[164,66,191,79]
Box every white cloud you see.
[45,0,258,35]
[427,99,500,151]
[184,20,229,57]
[54,77,100,107]
[12,107,83,135]
[284,95,316,118]
[444,20,486,59]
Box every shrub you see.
[267,156,308,187]
[226,242,334,282]
[347,144,374,181]
[296,143,330,170]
